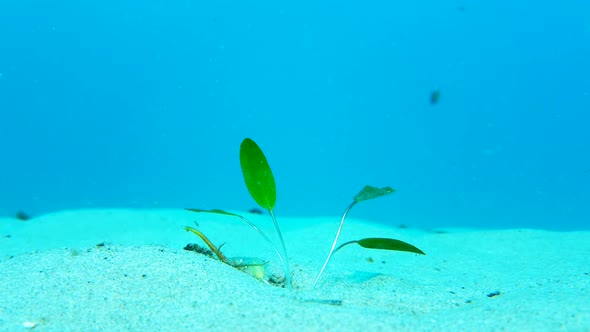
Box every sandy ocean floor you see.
[1,209,589,331]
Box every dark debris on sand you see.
[184,243,214,258]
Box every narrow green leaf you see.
[356,237,425,255]
[240,138,276,210]
[353,186,396,203]
[185,208,242,218]
[185,207,289,284]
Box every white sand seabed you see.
[0,209,589,331]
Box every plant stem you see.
[184,226,229,264]
[312,201,357,289]
[236,214,289,285]
[333,240,359,253]
[268,209,292,289]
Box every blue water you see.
[1,1,588,230]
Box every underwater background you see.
[0,1,588,230]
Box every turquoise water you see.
[1,1,588,230]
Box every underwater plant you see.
[184,225,268,282]
[185,138,424,289]
[186,138,292,288]
[311,185,425,289]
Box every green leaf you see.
[240,138,276,210]
[185,208,242,218]
[353,186,396,203]
[356,237,425,255]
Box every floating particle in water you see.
[430,89,441,105]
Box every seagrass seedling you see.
[185,138,424,289]
[311,185,425,289]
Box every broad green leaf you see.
[240,138,276,210]
[353,186,396,203]
[356,237,425,255]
